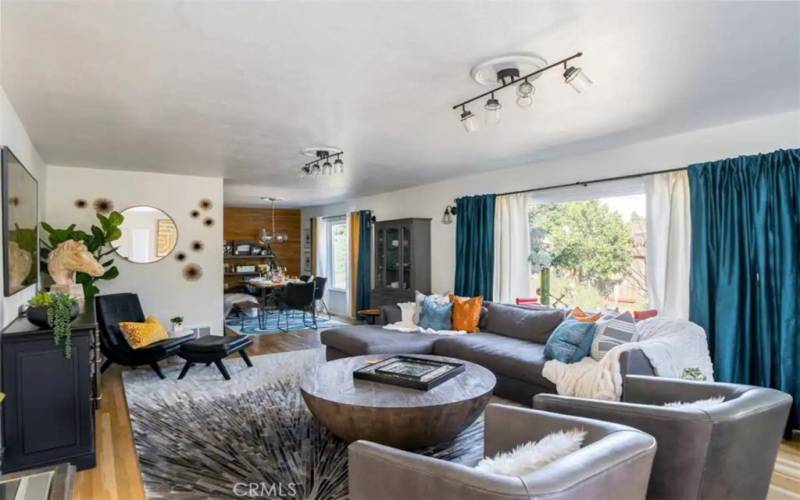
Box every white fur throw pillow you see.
[663,396,725,409]
[474,429,586,477]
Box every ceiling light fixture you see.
[516,80,535,108]
[484,93,502,126]
[453,52,589,131]
[299,149,344,178]
[460,106,479,133]
[563,63,592,93]
[258,197,288,244]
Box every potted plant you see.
[27,292,80,358]
[170,316,184,332]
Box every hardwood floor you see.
[75,329,800,499]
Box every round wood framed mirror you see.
[115,206,178,263]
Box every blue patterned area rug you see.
[122,349,492,499]
[225,313,348,335]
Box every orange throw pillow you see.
[569,307,602,323]
[449,295,483,333]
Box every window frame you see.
[326,216,348,292]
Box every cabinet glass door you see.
[376,227,385,287]
[402,225,411,290]
[385,226,401,289]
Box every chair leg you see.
[149,361,165,379]
[178,361,193,380]
[312,306,318,329]
[321,299,332,320]
[213,359,231,380]
[100,358,113,373]
[239,350,253,367]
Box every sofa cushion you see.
[320,325,437,355]
[432,333,555,389]
[543,320,597,363]
[483,302,564,343]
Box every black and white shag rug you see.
[122,348,491,499]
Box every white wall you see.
[45,166,224,334]
[302,110,800,308]
[0,87,47,328]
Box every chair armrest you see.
[348,440,527,500]
[622,375,740,405]
[619,349,655,378]
[379,304,401,325]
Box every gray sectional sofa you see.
[321,302,655,404]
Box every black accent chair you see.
[313,276,331,319]
[95,293,195,379]
[299,275,312,282]
[275,281,317,332]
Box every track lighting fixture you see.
[299,150,344,178]
[563,63,592,93]
[516,80,535,108]
[453,52,589,131]
[460,106,478,133]
[484,93,502,125]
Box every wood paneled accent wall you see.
[223,207,302,276]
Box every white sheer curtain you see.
[493,193,531,303]
[644,170,691,319]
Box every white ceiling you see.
[2,1,799,207]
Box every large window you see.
[528,180,648,310]
[327,217,348,291]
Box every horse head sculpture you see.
[48,240,105,286]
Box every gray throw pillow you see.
[590,311,637,360]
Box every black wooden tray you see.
[353,356,465,391]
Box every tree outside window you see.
[528,195,648,310]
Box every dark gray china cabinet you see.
[370,218,431,307]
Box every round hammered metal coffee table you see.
[300,354,496,449]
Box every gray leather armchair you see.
[534,375,792,500]
[348,404,656,500]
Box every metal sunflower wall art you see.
[93,198,114,213]
[199,199,213,210]
[182,264,202,281]
[175,252,187,262]
[191,241,204,252]
[190,210,200,218]
[203,217,214,227]
[75,199,88,209]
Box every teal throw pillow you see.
[544,319,597,363]
[419,296,453,330]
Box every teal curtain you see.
[454,194,496,300]
[688,148,799,429]
[356,210,372,313]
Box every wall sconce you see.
[441,204,457,224]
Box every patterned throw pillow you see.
[449,295,483,333]
[590,311,637,360]
[544,320,597,363]
[414,291,450,325]
[419,296,453,331]
[119,315,169,349]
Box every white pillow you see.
[663,396,724,409]
[396,302,417,325]
[475,429,586,477]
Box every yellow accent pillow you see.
[449,295,483,333]
[119,315,169,349]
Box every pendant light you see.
[563,64,592,93]
[460,106,479,133]
[516,80,534,108]
[260,197,288,244]
[484,93,502,125]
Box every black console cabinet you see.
[370,218,431,307]
[1,305,98,472]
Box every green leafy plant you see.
[40,211,125,299]
[681,367,707,381]
[29,292,78,358]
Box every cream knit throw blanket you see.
[542,317,714,401]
